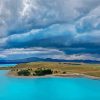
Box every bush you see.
[34,68,53,76]
[62,71,66,74]
[54,71,58,74]
[18,70,30,76]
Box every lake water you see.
[0,70,100,100]
[0,64,17,67]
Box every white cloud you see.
[45,52,100,61]
[76,6,100,33]
[0,48,100,61]
[0,48,65,60]
[0,0,100,37]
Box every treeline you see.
[17,68,53,76]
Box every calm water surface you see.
[0,70,100,100]
[0,64,17,67]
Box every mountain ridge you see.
[0,57,100,64]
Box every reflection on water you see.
[0,70,100,100]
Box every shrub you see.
[34,68,53,76]
[62,71,66,74]
[18,70,30,76]
[54,71,58,74]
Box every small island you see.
[1,62,100,79]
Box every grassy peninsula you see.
[1,62,99,79]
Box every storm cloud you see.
[0,0,100,61]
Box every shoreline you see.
[1,61,100,80]
[7,72,100,80]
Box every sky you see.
[0,0,100,61]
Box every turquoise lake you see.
[0,70,100,100]
[0,64,17,67]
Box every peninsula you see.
[1,62,100,79]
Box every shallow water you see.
[0,70,100,100]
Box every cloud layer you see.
[0,0,100,61]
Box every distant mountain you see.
[0,57,100,64]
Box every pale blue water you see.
[0,64,16,67]
[0,70,100,100]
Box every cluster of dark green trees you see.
[17,68,53,76]
[34,68,53,76]
[18,70,30,76]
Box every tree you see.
[34,68,53,76]
[17,70,30,76]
